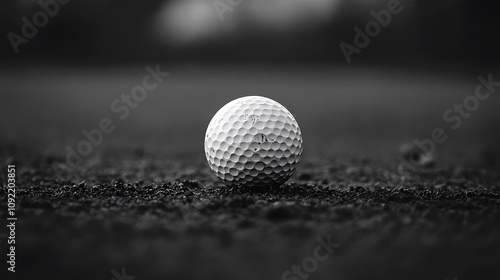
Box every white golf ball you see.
[205,96,303,187]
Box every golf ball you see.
[205,96,303,187]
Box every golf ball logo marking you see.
[205,96,303,187]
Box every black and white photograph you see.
[1,0,499,279]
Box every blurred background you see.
[1,0,500,163]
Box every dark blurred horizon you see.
[2,65,500,164]
[1,0,500,66]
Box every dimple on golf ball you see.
[204,96,303,187]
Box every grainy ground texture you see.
[1,150,499,280]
